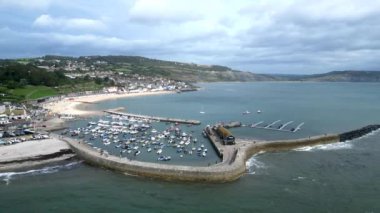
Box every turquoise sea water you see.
[1,82,380,212]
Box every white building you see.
[0,105,5,114]
[0,114,10,125]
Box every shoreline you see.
[0,137,75,172]
[0,154,76,172]
[43,90,174,116]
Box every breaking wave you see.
[292,176,307,181]
[294,142,353,152]
[0,161,82,185]
[246,153,266,175]
[295,129,380,152]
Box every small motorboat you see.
[242,110,251,115]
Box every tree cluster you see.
[0,62,68,88]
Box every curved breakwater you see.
[59,133,343,183]
[61,136,245,182]
[57,124,380,183]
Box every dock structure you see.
[203,126,241,165]
[279,121,293,130]
[103,110,201,125]
[264,120,281,128]
[250,120,305,132]
[251,121,263,128]
[204,127,224,158]
[293,122,305,132]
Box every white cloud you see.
[33,14,106,31]
[0,0,51,10]
[128,0,204,24]
[44,32,159,51]
[2,0,380,73]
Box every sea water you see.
[1,82,380,212]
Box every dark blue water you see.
[1,82,380,212]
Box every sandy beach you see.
[43,90,174,116]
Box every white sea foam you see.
[294,142,353,152]
[292,176,307,181]
[341,128,380,142]
[0,161,82,185]
[246,155,266,175]
[295,129,380,152]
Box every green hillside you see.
[36,55,279,82]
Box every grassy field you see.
[56,82,104,94]
[0,81,105,102]
[10,86,58,100]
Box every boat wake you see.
[245,153,266,175]
[294,142,353,152]
[0,161,82,185]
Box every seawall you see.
[60,132,342,183]
[59,124,379,183]
[61,135,246,183]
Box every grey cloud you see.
[1,0,380,74]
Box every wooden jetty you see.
[103,110,201,125]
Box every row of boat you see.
[63,115,209,162]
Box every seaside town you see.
[2,1,380,212]
[0,77,194,144]
[0,56,201,169]
[1,55,379,183]
[0,55,378,183]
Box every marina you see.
[62,114,212,166]
[63,109,310,165]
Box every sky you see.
[1,0,380,74]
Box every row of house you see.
[0,103,30,125]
